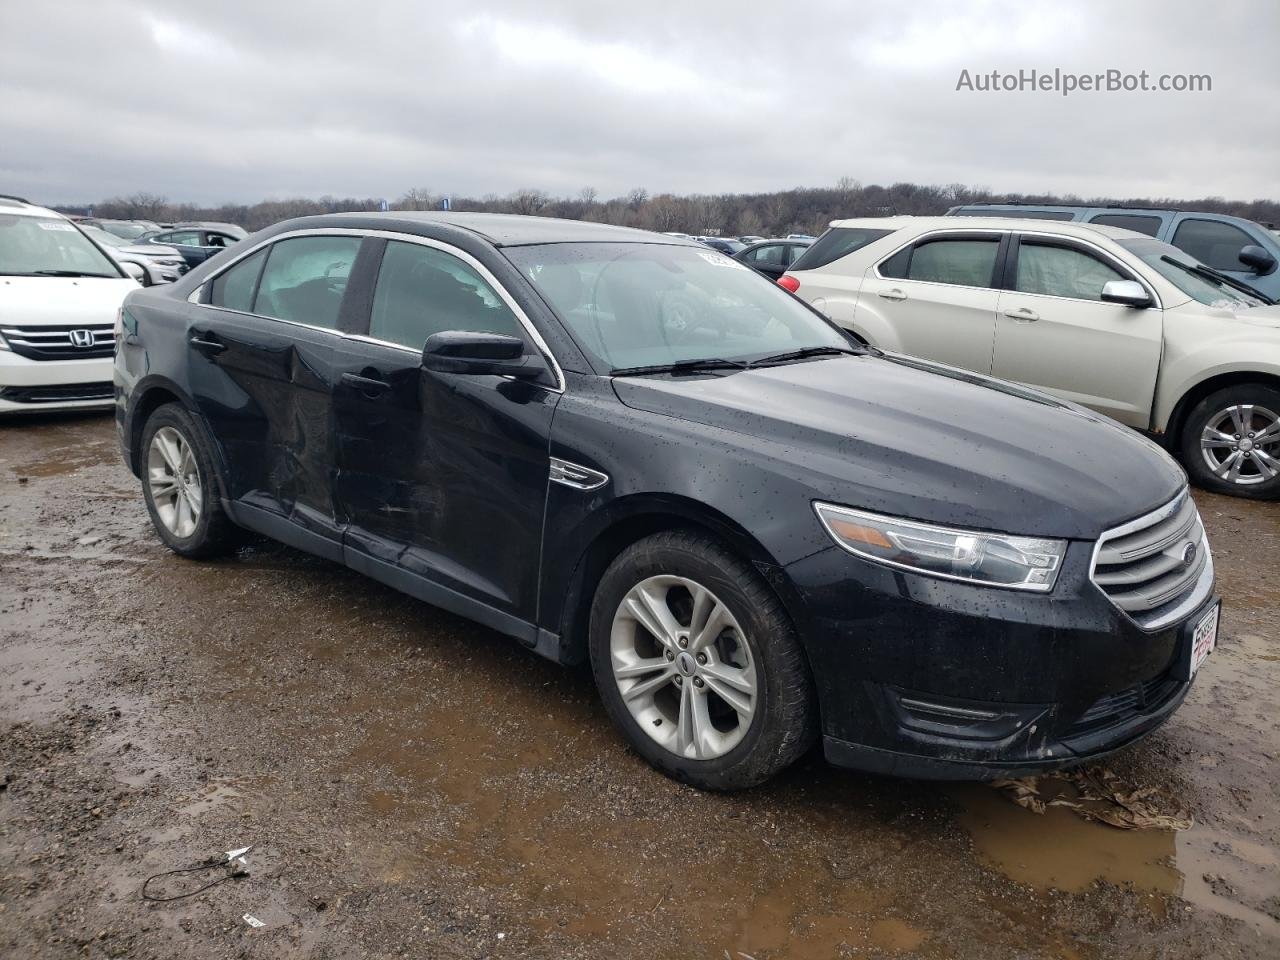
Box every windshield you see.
[0,215,121,277]
[504,242,852,372]
[1118,237,1267,309]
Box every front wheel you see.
[588,531,817,790]
[1180,384,1280,499]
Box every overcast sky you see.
[2,0,1276,206]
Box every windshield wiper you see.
[752,345,859,366]
[1159,256,1272,304]
[610,358,752,377]
[25,269,116,278]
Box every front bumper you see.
[785,541,1213,780]
[0,351,114,413]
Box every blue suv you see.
[947,204,1280,299]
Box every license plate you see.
[1189,603,1219,677]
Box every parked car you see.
[80,224,187,285]
[737,235,766,245]
[781,216,1280,499]
[85,218,162,241]
[699,237,745,256]
[133,226,243,269]
[171,221,249,240]
[0,197,139,413]
[115,212,1216,788]
[733,238,813,281]
[947,203,1280,299]
[787,233,816,241]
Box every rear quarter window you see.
[790,228,891,271]
[1088,214,1162,237]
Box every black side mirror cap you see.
[1238,244,1277,276]
[1100,279,1152,308]
[421,331,547,380]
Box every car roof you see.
[828,215,1148,242]
[953,203,1264,229]
[286,211,693,247]
[0,196,64,219]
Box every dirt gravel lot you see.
[1,412,1277,960]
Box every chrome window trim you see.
[1087,491,1214,632]
[871,227,1163,309]
[193,227,566,393]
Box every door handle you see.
[1003,307,1040,322]
[341,372,391,396]
[878,288,908,301]
[189,333,226,354]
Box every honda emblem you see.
[68,329,96,348]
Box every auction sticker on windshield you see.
[1190,602,1219,677]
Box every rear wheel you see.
[589,530,816,790]
[1180,384,1280,499]
[140,404,238,557]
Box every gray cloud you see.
[1,0,1276,205]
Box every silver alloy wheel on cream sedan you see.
[610,575,758,760]
[147,426,203,538]
[1199,403,1280,486]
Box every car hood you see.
[118,243,181,258]
[0,275,138,326]
[611,354,1185,539]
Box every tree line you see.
[60,179,1280,237]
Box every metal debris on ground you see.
[243,914,266,928]
[992,769,1194,830]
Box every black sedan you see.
[733,238,812,280]
[132,226,243,270]
[113,213,1216,789]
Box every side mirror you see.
[421,330,546,379]
[1100,279,1152,308]
[1238,244,1277,275]
[121,261,147,284]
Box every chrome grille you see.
[1090,492,1212,630]
[0,323,115,360]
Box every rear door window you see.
[160,230,202,247]
[369,241,522,350]
[745,244,788,267]
[1171,218,1256,272]
[210,248,267,312]
[253,236,361,330]
[881,237,1001,287]
[790,228,891,270]
[1088,214,1162,237]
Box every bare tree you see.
[578,186,598,207]
[397,187,435,210]
[626,187,649,210]
[509,188,549,215]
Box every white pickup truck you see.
[780,216,1280,500]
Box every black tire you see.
[139,403,239,558]
[588,530,817,790]
[1179,384,1280,500]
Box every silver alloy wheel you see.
[147,426,203,538]
[609,575,758,760]
[1200,403,1280,486]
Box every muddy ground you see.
[1,413,1277,960]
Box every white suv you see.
[781,216,1280,499]
[0,197,140,413]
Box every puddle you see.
[954,784,1280,936]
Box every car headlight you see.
[813,502,1065,592]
